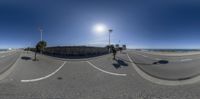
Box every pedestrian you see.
[112,47,117,60]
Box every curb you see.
[127,53,200,86]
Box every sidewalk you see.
[5,52,64,81]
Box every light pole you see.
[38,27,44,54]
[108,29,113,53]
[39,27,43,41]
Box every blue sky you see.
[0,0,200,49]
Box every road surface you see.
[128,50,200,80]
[0,50,200,98]
[0,51,20,75]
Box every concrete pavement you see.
[128,50,200,80]
[0,51,20,79]
[0,51,200,98]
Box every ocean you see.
[0,49,8,52]
[135,49,200,52]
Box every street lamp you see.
[38,27,43,41]
[108,29,113,53]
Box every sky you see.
[0,0,200,49]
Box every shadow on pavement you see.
[134,60,169,65]
[116,57,132,63]
[153,60,169,64]
[112,59,128,69]
[21,56,32,60]
[116,56,167,66]
[116,57,150,65]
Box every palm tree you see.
[34,41,47,61]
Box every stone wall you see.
[42,46,109,58]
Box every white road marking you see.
[127,54,134,64]
[134,52,164,61]
[134,51,197,63]
[86,61,127,76]
[180,59,192,62]
[155,58,161,60]
[0,53,22,81]
[142,55,148,57]
[21,61,66,83]
[134,53,148,58]
[127,53,200,86]
[0,52,17,58]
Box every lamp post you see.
[39,27,43,41]
[108,29,113,53]
[38,27,44,54]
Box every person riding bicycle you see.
[112,47,117,60]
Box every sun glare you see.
[93,24,107,34]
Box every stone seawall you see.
[42,46,109,59]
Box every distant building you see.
[122,45,127,50]
[115,44,119,49]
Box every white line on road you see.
[0,53,21,81]
[180,59,192,62]
[155,58,161,60]
[0,52,17,58]
[127,53,200,86]
[127,54,134,64]
[135,53,148,58]
[86,61,127,76]
[133,52,165,61]
[21,61,66,83]
[142,55,148,57]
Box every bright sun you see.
[93,24,107,34]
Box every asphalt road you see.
[128,50,200,80]
[0,51,20,75]
[0,51,200,98]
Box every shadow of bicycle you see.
[112,59,128,69]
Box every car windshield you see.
[0,0,200,99]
